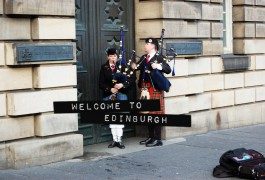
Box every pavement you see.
[0,124,265,180]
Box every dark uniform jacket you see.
[99,61,136,97]
[137,53,171,88]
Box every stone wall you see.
[135,0,265,139]
[0,0,83,169]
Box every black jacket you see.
[99,61,136,97]
[137,53,171,88]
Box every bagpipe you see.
[112,26,136,85]
[149,28,172,92]
[111,26,177,96]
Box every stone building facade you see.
[0,0,265,169]
[0,0,83,169]
[135,0,265,139]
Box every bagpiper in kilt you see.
[137,38,171,147]
[99,48,136,149]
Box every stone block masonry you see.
[7,88,77,116]
[0,67,33,91]
[35,114,78,136]
[5,134,83,169]
[0,0,82,169]
[0,116,34,142]
[0,43,4,66]
[0,0,3,14]
[33,65,77,88]
[5,0,75,16]
[31,18,76,40]
[0,17,30,40]
[0,94,6,117]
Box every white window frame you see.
[223,0,233,54]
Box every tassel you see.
[172,57,176,76]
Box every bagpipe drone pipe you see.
[111,26,138,85]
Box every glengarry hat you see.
[145,37,159,50]
[106,48,118,56]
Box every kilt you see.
[141,82,165,114]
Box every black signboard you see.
[81,112,191,127]
[53,100,192,127]
[53,100,161,113]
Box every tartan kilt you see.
[141,82,165,114]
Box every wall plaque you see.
[222,54,250,72]
[16,44,74,63]
[166,41,202,56]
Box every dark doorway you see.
[75,0,136,145]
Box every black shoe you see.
[146,140,163,147]
[108,141,117,148]
[117,142,125,149]
[139,138,153,145]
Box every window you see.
[223,0,233,54]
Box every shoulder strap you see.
[148,72,155,89]
[213,165,235,178]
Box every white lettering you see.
[129,102,134,109]
[71,103,78,110]
[140,115,145,123]
[119,115,123,122]
[100,103,106,109]
[106,103,113,109]
[148,116,152,123]
[105,115,109,122]
[111,115,117,122]
[136,102,142,109]
[115,102,120,110]
[86,103,91,110]
[94,103,99,110]
[126,115,131,122]
[154,117,159,123]
[133,116,138,122]
[79,103,84,110]
[162,117,167,124]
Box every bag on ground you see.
[213,148,265,179]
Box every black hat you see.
[145,38,159,50]
[106,48,118,56]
